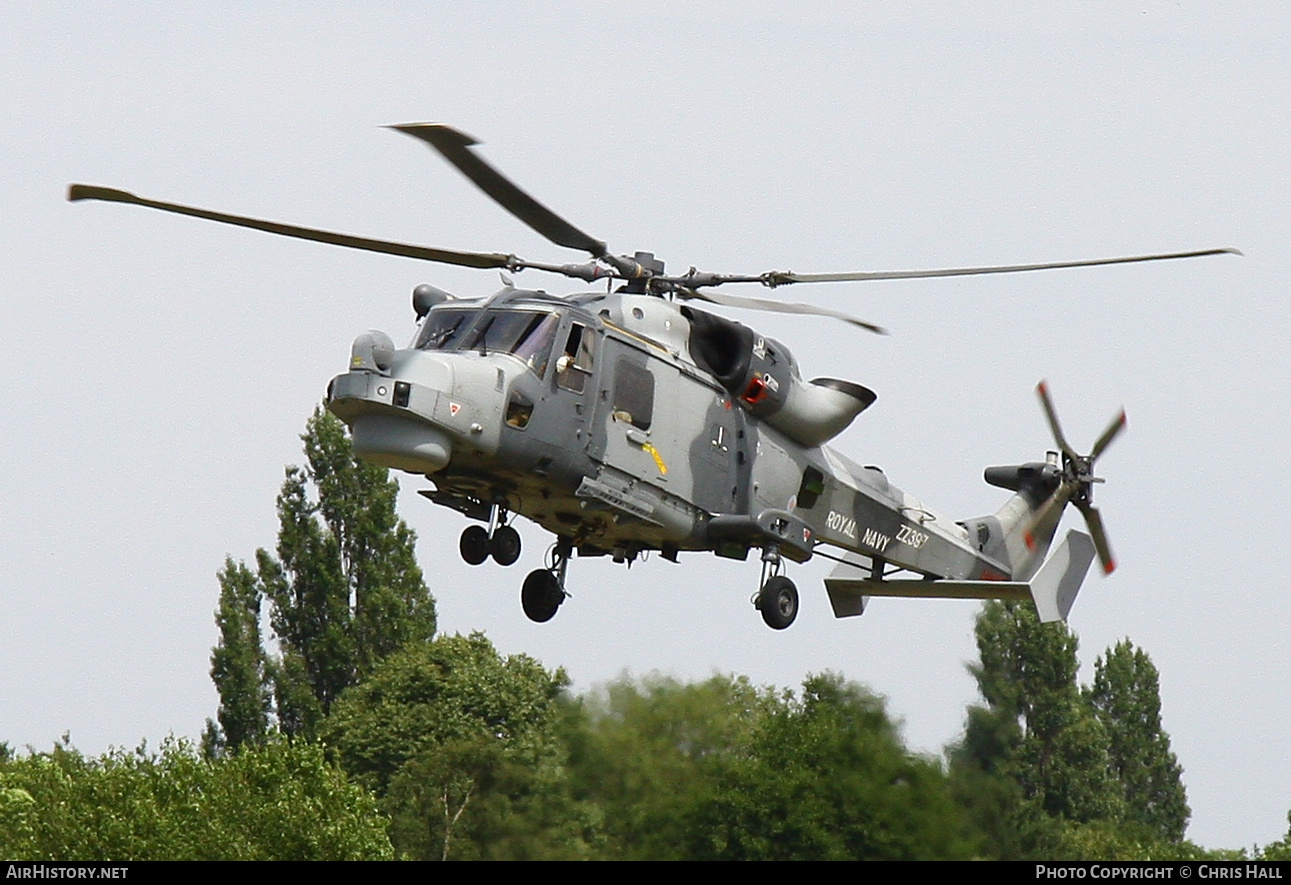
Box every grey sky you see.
[2,3,1285,849]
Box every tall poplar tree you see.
[1087,640,1189,842]
[209,408,436,745]
[955,601,1121,835]
[952,601,1191,858]
[206,559,272,753]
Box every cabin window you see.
[613,359,654,430]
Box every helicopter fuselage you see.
[326,286,1027,588]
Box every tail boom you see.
[823,529,1096,623]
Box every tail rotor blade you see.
[1074,499,1116,574]
[1022,483,1073,552]
[1036,380,1078,461]
[1090,409,1127,462]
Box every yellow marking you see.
[642,441,668,475]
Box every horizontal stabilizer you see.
[823,530,1095,623]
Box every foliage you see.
[567,673,776,859]
[691,673,978,860]
[1258,811,1291,861]
[950,601,1191,860]
[211,408,436,746]
[571,672,976,860]
[0,737,391,860]
[1087,639,1189,842]
[205,558,271,754]
[323,632,594,860]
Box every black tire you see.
[521,569,563,623]
[459,525,490,565]
[758,575,799,630]
[490,525,522,566]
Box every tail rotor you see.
[1024,381,1126,574]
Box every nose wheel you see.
[489,525,522,566]
[458,506,522,566]
[459,524,491,565]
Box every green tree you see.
[973,602,1121,819]
[1087,640,1189,842]
[951,601,1123,857]
[568,674,776,859]
[0,737,391,860]
[210,408,436,742]
[1260,811,1291,860]
[952,602,1198,859]
[691,673,977,860]
[570,673,974,860]
[205,558,271,754]
[322,633,592,860]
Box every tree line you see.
[2,410,1288,860]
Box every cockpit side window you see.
[510,313,559,378]
[557,322,594,393]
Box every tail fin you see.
[961,456,1064,581]
[1028,530,1097,622]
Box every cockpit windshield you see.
[414,308,477,351]
[415,308,560,377]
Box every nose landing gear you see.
[459,524,491,565]
[489,525,522,566]
[458,504,522,566]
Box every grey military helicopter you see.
[69,124,1237,629]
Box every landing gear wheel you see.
[459,525,490,565]
[521,569,564,623]
[490,525,522,566]
[758,575,799,630]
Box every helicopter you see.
[68,124,1237,629]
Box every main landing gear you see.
[458,506,522,566]
[754,545,799,630]
[521,539,570,623]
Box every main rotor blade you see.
[391,123,609,259]
[686,287,887,334]
[751,248,1241,287]
[1073,499,1116,575]
[1089,409,1127,462]
[67,184,514,269]
[1036,380,1079,462]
